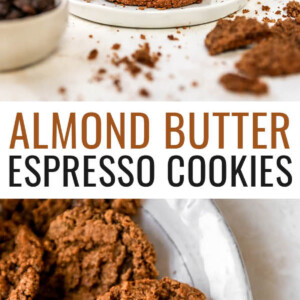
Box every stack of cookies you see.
[0,199,206,300]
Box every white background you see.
[0,101,299,198]
[217,199,300,300]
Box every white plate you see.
[134,199,252,300]
[69,0,247,28]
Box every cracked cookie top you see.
[38,207,157,300]
[0,219,43,300]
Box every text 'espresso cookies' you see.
[1,102,299,198]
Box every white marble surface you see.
[216,200,300,300]
[0,0,298,101]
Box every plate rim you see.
[69,0,247,28]
[143,199,253,300]
[211,199,253,300]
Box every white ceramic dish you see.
[69,0,246,28]
[0,0,68,72]
[135,199,253,300]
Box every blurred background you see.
[216,199,300,300]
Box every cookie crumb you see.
[132,43,160,68]
[284,1,300,18]
[140,34,146,40]
[145,72,154,81]
[220,73,268,95]
[113,56,142,77]
[58,86,66,94]
[87,49,98,60]
[167,34,179,41]
[242,9,249,14]
[262,5,270,11]
[112,43,121,50]
[139,88,150,97]
[113,78,122,92]
[98,68,107,74]
[89,34,93,38]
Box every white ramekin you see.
[0,0,68,71]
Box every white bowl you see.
[0,0,68,71]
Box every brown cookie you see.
[219,73,268,95]
[98,277,207,300]
[0,199,141,236]
[0,199,73,236]
[107,0,202,9]
[236,29,300,76]
[205,16,271,55]
[38,207,158,300]
[0,219,44,300]
[74,199,141,216]
[270,18,300,40]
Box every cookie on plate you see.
[107,0,202,9]
[98,277,207,300]
[0,219,44,300]
[38,207,158,300]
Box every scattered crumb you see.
[262,5,270,11]
[242,9,249,14]
[132,43,160,68]
[113,78,122,92]
[139,88,150,97]
[167,34,179,41]
[113,56,142,77]
[87,49,98,60]
[140,34,146,40]
[145,72,154,81]
[58,86,66,95]
[98,68,107,74]
[112,43,121,50]
[89,34,93,38]
[191,81,198,87]
[220,73,268,95]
